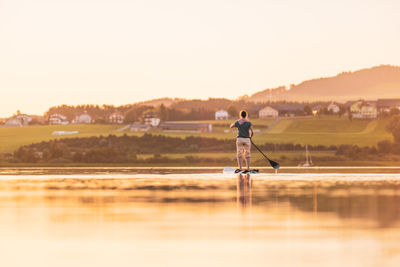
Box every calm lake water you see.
[0,167,400,267]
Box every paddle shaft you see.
[251,140,272,162]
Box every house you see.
[351,101,377,119]
[5,118,23,127]
[75,113,92,124]
[259,106,279,118]
[142,112,161,126]
[376,99,400,113]
[350,101,363,113]
[108,112,124,124]
[5,114,32,127]
[273,104,304,116]
[327,103,340,113]
[159,122,212,132]
[130,123,151,132]
[215,110,229,120]
[145,117,161,127]
[49,114,69,125]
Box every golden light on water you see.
[0,168,400,266]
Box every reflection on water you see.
[237,174,252,210]
[0,169,400,266]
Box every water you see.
[0,168,399,267]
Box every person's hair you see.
[240,110,247,118]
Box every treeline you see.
[44,99,327,124]
[10,134,400,164]
[45,103,217,123]
[11,134,332,163]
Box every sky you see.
[1,0,399,117]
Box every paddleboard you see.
[222,167,259,175]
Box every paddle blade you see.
[269,160,280,169]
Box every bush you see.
[386,116,400,143]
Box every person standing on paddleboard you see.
[230,110,254,173]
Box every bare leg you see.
[245,156,250,170]
[237,155,242,170]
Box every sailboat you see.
[298,144,314,167]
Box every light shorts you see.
[236,137,251,158]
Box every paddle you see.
[250,139,280,169]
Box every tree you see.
[348,112,353,121]
[389,108,400,117]
[227,105,238,118]
[304,105,312,115]
[386,115,400,143]
[158,104,168,121]
[124,108,137,123]
[377,140,392,153]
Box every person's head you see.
[239,110,248,118]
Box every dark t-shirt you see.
[234,121,252,138]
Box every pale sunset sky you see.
[1,0,399,117]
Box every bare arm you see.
[249,126,254,139]
[230,122,236,128]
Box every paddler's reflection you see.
[236,174,252,210]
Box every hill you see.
[248,65,400,102]
[135,98,182,107]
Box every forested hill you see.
[248,65,400,102]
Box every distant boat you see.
[298,144,314,167]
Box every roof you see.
[50,114,67,120]
[16,114,32,119]
[377,98,400,108]
[345,100,357,107]
[259,106,278,112]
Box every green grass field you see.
[0,116,393,153]
[0,124,123,153]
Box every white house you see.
[327,103,340,113]
[5,118,23,127]
[351,101,377,119]
[75,113,92,124]
[5,114,32,127]
[259,106,279,118]
[215,110,229,120]
[144,117,161,127]
[108,112,124,124]
[49,114,69,125]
